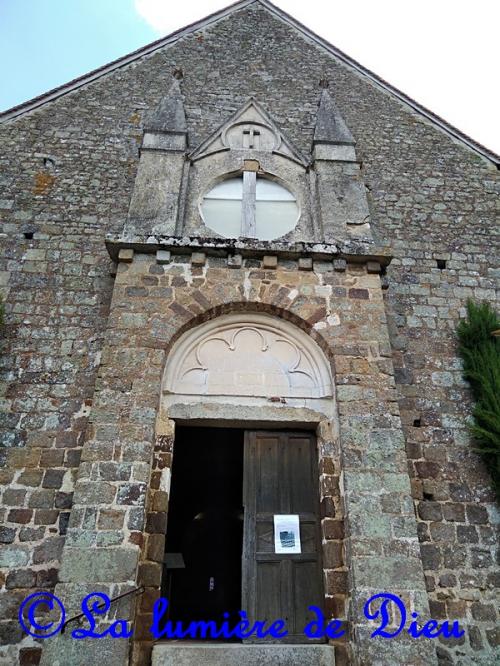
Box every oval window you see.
[202,176,298,241]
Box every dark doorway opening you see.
[162,426,244,640]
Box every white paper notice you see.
[274,514,301,554]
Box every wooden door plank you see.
[243,430,324,644]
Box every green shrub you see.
[457,300,500,501]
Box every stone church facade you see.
[0,2,498,665]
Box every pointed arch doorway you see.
[159,313,336,646]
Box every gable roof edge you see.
[0,0,257,122]
[258,0,499,168]
[0,0,498,167]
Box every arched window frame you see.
[182,98,318,242]
[200,165,301,240]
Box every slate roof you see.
[1,0,498,167]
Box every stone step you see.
[152,643,336,666]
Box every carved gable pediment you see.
[189,98,308,166]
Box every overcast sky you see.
[1,0,498,155]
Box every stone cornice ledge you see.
[105,234,392,266]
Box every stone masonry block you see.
[262,255,278,269]
[366,261,382,274]
[227,253,243,268]
[298,257,313,271]
[156,250,171,264]
[191,252,206,266]
[118,248,134,263]
[59,547,138,583]
[333,258,347,272]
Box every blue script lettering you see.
[304,606,345,639]
[364,592,405,638]
[408,611,464,640]
[364,593,464,640]
[236,612,288,640]
[151,598,288,640]
[151,599,229,640]
[71,593,132,639]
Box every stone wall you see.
[38,252,432,666]
[383,240,499,663]
[0,2,498,664]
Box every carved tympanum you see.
[164,314,333,398]
[223,122,279,151]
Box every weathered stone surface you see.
[0,2,497,665]
[118,248,134,263]
[314,88,355,146]
[0,527,15,544]
[59,548,138,582]
[5,568,36,590]
[144,77,186,134]
[152,644,336,666]
[40,634,129,666]
[262,255,278,269]
[156,250,171,265]
[0,547,30,568]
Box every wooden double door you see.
[164,427,324,643]
[242,431,324,643]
